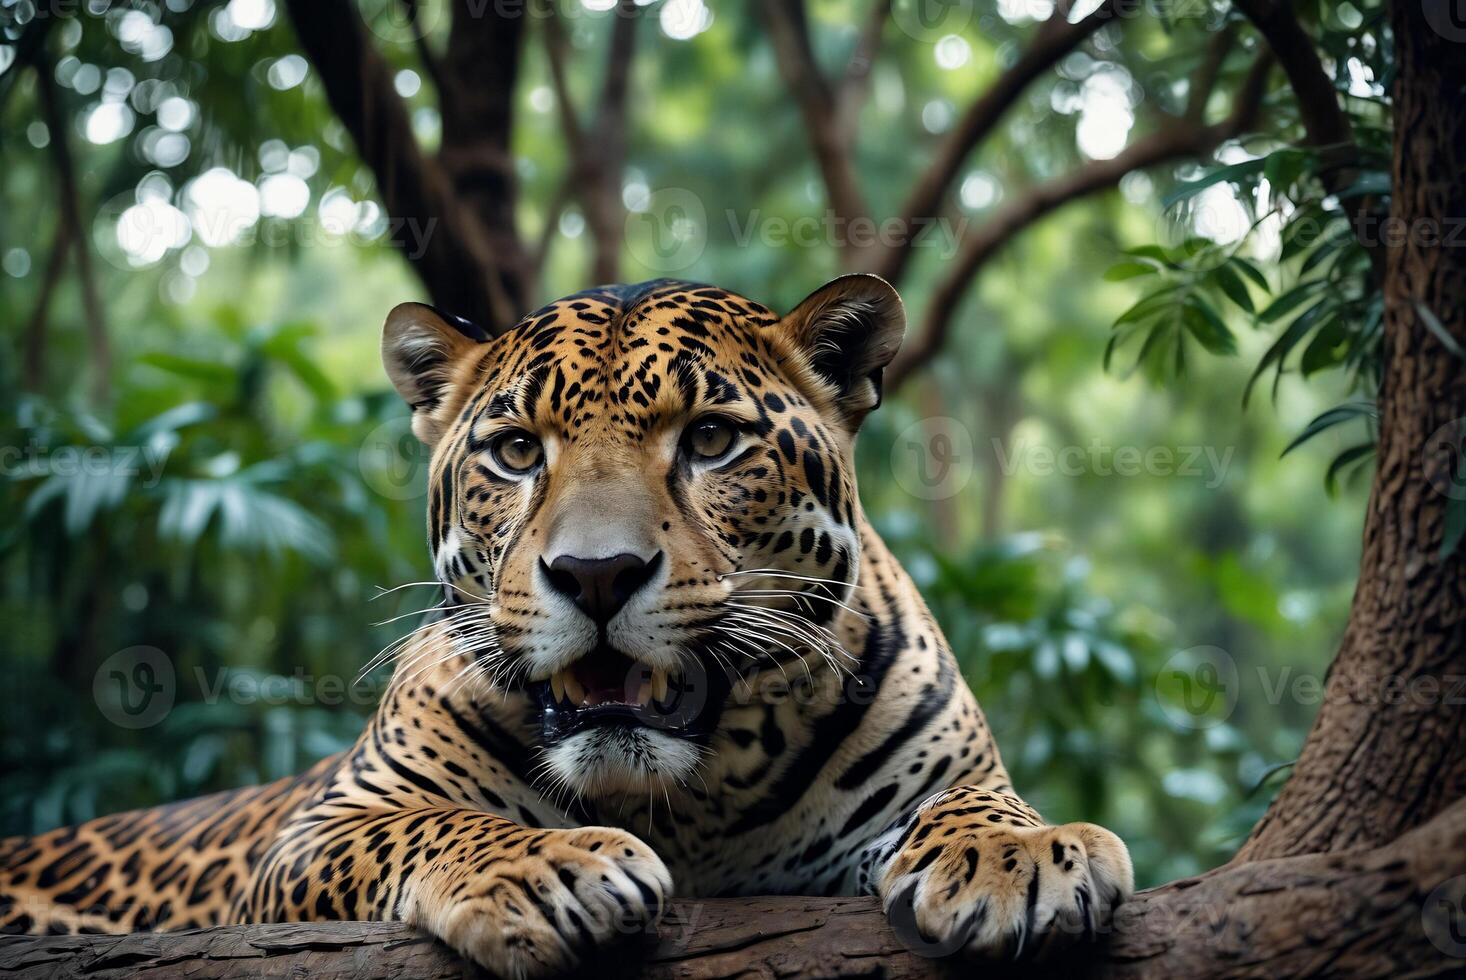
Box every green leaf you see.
[1281,210,1336,262]
[1299,231,1348,276]
[1103,261,1161,282]
[1102,331,1122,372]
[138,352,236,383]
[1280,402,1377,457]
[1228,256,1270,292]
[1183,299,1236,355]
[1210,263,1254,313]
[276,347,337,401]
[1325,443,1376,496]
[1259,282,1325,323]
[1123,244,1173,264]
[1162,158,1266,209]
[1244,301,1328,406]
[1133,321,1171,374]
[126,402,219,442]
[1115,285,1183,326]
[1335,171,1391,199]
[1415,300,1466,360]
[1299,316,1345,376]
[1262,148,1311,191]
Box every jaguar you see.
[0,275,1133,976]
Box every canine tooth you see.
[651,667,669,703]
[635,679,652,706]
[550,671,566,704]
[564,672,586,705]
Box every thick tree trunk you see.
[1236,0,1466,862]
[439,2,532,318]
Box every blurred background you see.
[0,0,1387,889]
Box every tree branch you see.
[869,0,1120,284]
[22,223,71,390]
[586,1,640,284]
[1090,796,1466,977]
[834,0,891,140]
[1184,25,1237,123]
[282,0,519,330]
[1230,0,1352,151]
[756,0,869,226]
[888,52,1273,389]
[7,798,1464,978]
[542,13,587,160]
[1231,0,1383,274]
[532,178,575,283]
[34,49,109,405]
[397,0,446,96]
[542,0,641,284]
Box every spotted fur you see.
[1,276,1131,975]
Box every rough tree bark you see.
[1234,0,1466,863]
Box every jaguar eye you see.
[490,430,543,475]
[683,416,737,462]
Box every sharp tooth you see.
[550,671,566,704]
[651,667,668,704]
[635,679,652,706]
[564,672,586,705]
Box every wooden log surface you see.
[4,801,1465,980]
[0,897,952,980]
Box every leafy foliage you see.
[1104,4,1392,503]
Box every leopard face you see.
[383,276,904,799]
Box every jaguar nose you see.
[541,552,663,624]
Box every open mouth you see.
[530,646,723,741]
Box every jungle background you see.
[0,0,1387,891]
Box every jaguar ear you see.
[776,274,906,430]
[382,303,493,445]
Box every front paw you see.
[876,792,1132,960]
[423,826,672,979]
